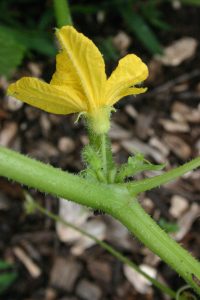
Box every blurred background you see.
[0,0,200,299]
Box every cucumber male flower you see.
[8,26,148,134]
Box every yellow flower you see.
[8,26,148,134]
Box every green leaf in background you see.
[140,0,171,31]
[0,25,56,57]
[0,24,56,76]
[0,28,26,76]
[71,4,99,14]
[180,0,200,5]
[121,7,163,55]
[0,260,17,294]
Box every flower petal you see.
[113,87,147,103]
[56,26,107,111]
[50,50,82,88]
[50,51,78,86]
[50,50,87,102]
[105,54,148,106]
[8,77,86,114]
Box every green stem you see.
[53,0,73,27]
[101,133,107,177]
[32,200,177,299]
[87,129,115,182]
[126,157,200,195]
[113,199,200,295]
[0,147,200,295]
[0,147,126,212]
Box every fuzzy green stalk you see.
[126,158,200,195]
[53,0,73,27]
[101,133,107,176]
[112,198,200,296]
[85,107,116,183]
[0,146,200,295]
[86,126,115,183]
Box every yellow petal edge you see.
[8,77,86,114]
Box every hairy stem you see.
[113,199,200,295]
[127,157,200,195]
[101,133,107,177]
[0,146,200,295]
[0,147,125,212]
[87,129,115,182]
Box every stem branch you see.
[0,146,200,295]
[127,157,200,195]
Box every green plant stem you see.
[33,200,177,299]
[0,147,200,295]
[101,133,107,177]
[87,129,115,182]
[0,147,124,212]
[113,199,200,295]
[126,157,200,195]
[53,0,73,27]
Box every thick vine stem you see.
[0,146,200,295]
[112,199,200,295]
[0,147,126,212]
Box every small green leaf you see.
[82,145,107,183]
[82,145,102,170]
[24,192,37,215]
[116,153,164,183]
